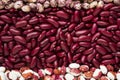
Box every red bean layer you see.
[0,4,120,71]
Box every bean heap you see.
[0,0,120,79]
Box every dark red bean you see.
[47,18,59,28]
[100,30,112,37]
[96,45,107,55]
[1,36,13,42]
[97,39,108,46]
[14,36,26,44]
[104,3,114,10]
[46,55,56,63]
[91,23,97,34]
[68,23,76,32]
[100,11,110,17]
[92,58,100,67]
[19,49,30,57]
[3,43,9,56]
[102,59,115,65]
[56,11,69,19]
[40,24,53,29]
[10,28,21,35]
[102,54,113,59]
[38,31,46,42]
[40,38,49,47]
[78,35,91,42]
[12,45,23,55]
[29,18,39,24]
[83,48,94,55]
[73,53,81,61]
[60,41,69,53]
[93,8,102,16]
[31,47,40,56]
[96,21,109,27]
[71,43,79,53]
[79,42,91,48]
[73,11,80,23]
[0,15,12,23]
[107,25,118,30]
[82,15,93,22]
[16,21,27,28]
[30,56,37,68]
[66,33,72,46]
[26,32,39,40]
[109,42,117,52]
[5,59,13,68]
[75,22,85,31]
[57,52,66,57]
[14,62,25,69]
[75,30,89,36]
[92,32,101,42]
[87,50,96,62]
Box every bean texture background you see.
[0,3,120,71]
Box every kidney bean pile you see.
[0,3,120,71]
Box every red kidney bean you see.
[75,30,89,36]
[81,55,86,63]
[66,33,72,46]
[97,39,108,46]
[110,6,120,12]
[46,55,56,63]
[91,23,97,34]
[3,43,9,56]
[75,22,85,31]
[87,50,96,62]
[30,56,37,68]
[26,32,39,40]
[21,14,30,21]
[78,35,91,42]
[68,23,76,32]
[12,45,22,55]
[31,47,40,56]
[93,8,102,16]
[8,41,14,50]
[40,38,49,47]
[60,41,69,53]
[117,42,120,47]
[5,59,13,68]
[100,29,112,37]
[16,21,27,28]
[47,18,59,28]
[79,42,91,48]
[19,49,30,57]
[110,11,118,19]
[60,31,66,41]
[102,59,115,65]
[96,21,109,27]
[117,18,120,27]
[107,25,118,30]
[83,48,94,55]
[38,31,46,42]
[56,11,69,19]
[82,15,93,22]
[40,24,53,29]
[102,54,113,60]
[67,52,72,63]
[104,3,114,10]
[14,36,26,44]
[109,16,116,24]
[96,45,107,55]
[73,53,81,61]
[57,52,66,57]
[92,58,100,67]
[76,47,86,53]
[25,55,31,63]
[100,11,110,17]
[71,43,79,53]
[1,36,13,42]
[0,15,12,23]
[14,62,25,69]
[109,42,117,52]
[29,18,39,24]
[44,50,53,56]
[10,28,21,35]
[91,32,101,42]
[73,11,80,23]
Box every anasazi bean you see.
[1,3,120,69]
